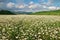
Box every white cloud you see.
[43,5,47,8]
[7,2,25,9]
[48,6,57,10]
[7,2,15,8]
[29,1,34,4]
[28,1,37,8]
[48,6,60,10]
[57,7,60,10]
[28,4,37,8]
[28,1,41,9]
[5,0,60,12]
[15,5,25,8]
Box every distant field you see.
[31,10,60,15]
[0,15,60,40]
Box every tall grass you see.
[0,15,60,40]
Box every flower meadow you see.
[0,15,60,40]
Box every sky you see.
[0,0,60,12]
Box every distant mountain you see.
[0,10,15,15]
[0,10,32,15]
[31,10,60,15]
[14,11,32,14]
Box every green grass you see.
[31,10,60,15]
[0,15,60,40]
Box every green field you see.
[0,15,60,40]
[31,10,60,15]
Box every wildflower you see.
[46,32,49,35]
[16,36,19,39]
[38,32,41,34]
[34,35,37,37]
[43,33,44,34]
[2,28,5,32]
[9,28,11,30]
[58,37,60,39]
[38,39,42,40]
[2,36,6,39]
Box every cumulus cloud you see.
[57,7,60,10]
[28,1,41,9]
[0,0,60,12]
[28,4,37,8]
[29,1,34,4]
[48,6,60,10]
[7,2,15,8]
[43,5,47,8]
[15,5,25,8]
[7,2,25,9]
[48,6,57,10]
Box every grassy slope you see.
[0,15,60,40]
[31,10,60,15]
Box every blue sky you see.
[0,0,60,12]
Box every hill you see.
[0,10,32,15]
[31,10,60,15]
[14,11,32,15]
[0,10,15,15]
